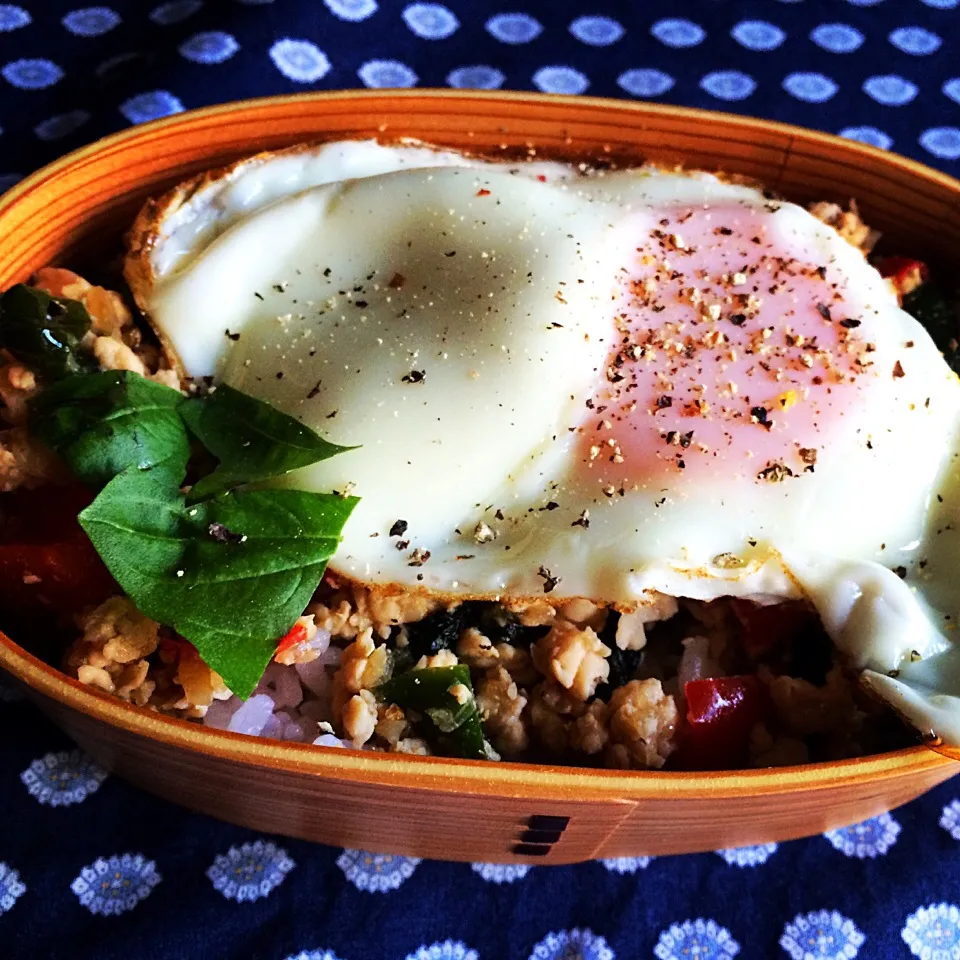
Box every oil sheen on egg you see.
[137,140,960,744]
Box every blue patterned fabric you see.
[1,2,960,958]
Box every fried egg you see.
[126,139,960,744]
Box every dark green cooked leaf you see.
[902,281,960,375]
[79,468,358,697]
[179,384,354,502]
[29,371,189,487]
[0,284,94,380]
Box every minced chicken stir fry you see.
[0,201,952,772]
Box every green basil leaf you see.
[29,371,189,487]
[79,468,358,698]
[377,665,487,759]
[0,284,95,380]
[179,384,354,502]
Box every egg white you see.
[132,140,960,744]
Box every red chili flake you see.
[536,174,547,183]
[892,360,906,378]
[750,406,772,430]
[757,461,794,482]
[388,272,406,289]
[839,318,861,329]
[571,510,590,529]
[402,370,426,384]
[656,395,673,409]
[389,519,408,537]
[476,188,491,197]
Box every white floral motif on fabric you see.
[119,90,184,123]
[823,813,900,859]
[780,910,865,959]
[699,70,756,101]
[485,13,541,45]
[601,856,653,874]
[62,7,121,37]
[70,853,160,915]
[654,919,739,960]
[336,849,420,892]
[2,58,64,89]
[920,128,960,161]
[402,3,459,40]
[902,903,960,959]
[863,75,918,106]
[532,66,589,95]
[471,862,531,884]
[206,840,294,902]
[0,4,29,31]
[939,799,960,840]
[324,0,377,22]
[0,862,26,915]
[569,16,624,47]
[810,23,864,53]
[357,59,417,88]
[730,20,786,51]
[889,27,942,55]
[651,18,705,48]
[839,126,892,149]
[179,31,239,64]
[20,749,107,806]
[270,39,330,83]
[716,843,778,867]
[406,941,478,960]
[783,72,839,103]
[529,928,614,960]
[617,69,674,97]
[446,65,503,89]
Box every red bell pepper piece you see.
[0,485,115,619]
[874,256,929,297]
[672,675,768,771]
[730,598,818,660]
[275,620,309,657]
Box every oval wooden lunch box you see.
[0,90,958,866]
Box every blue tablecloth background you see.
[1,3,960,958]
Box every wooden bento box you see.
[0,90,957,865]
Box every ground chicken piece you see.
[67,596,160,705]
[93,336,148,376]
[375,703,409,745]
[393,737,432,755]
[528,695,568,754]
[807,200,879,253]
[570,700,610,755]
[330,629,391,718]
[308,583,440,641]
[414,649,458,670]
[765,665,857,737]
[605,679,679,770]
[503,597,556,627]
[476,665,529,756]
[531,621,610,700]
[343,689,378,745]
[0,360,38,425]
[528,681,591,754]
[558,598,607,632]
[494,642,540,686]
[457,627,500,668]
[175,652,228,710]
[0,427,62,491]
